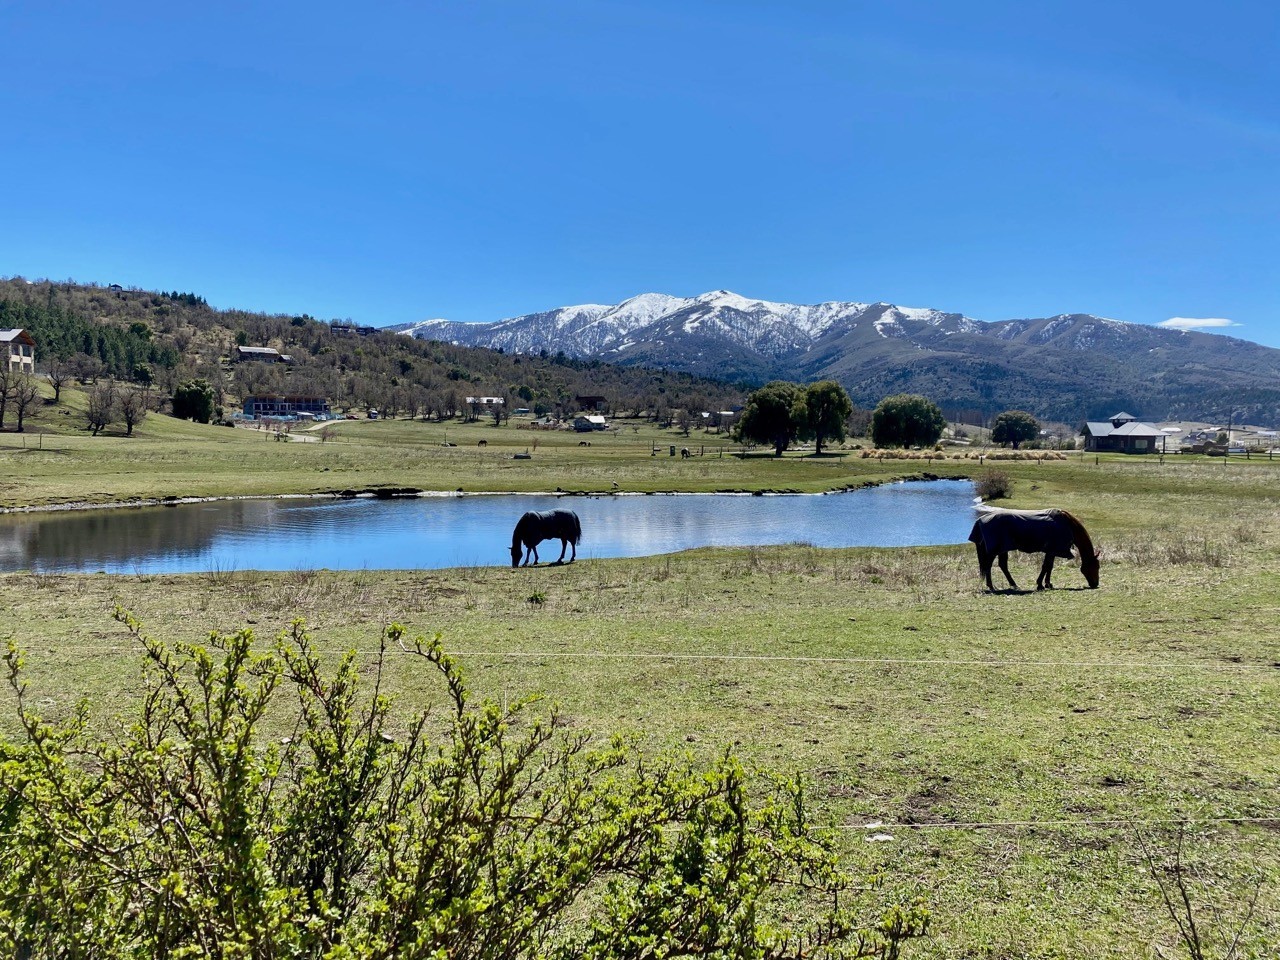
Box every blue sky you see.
[2,1,1277,344]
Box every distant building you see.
[465,396,505,406]
[1,329,36,374]
[573,414,608,432]
[243,395,331,419]
[331,321,380,338]
[1082,411,1165,453]
[235,345,292,364]
[575,394,607,411]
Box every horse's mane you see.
[1057,510,1095,559]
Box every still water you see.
[0,480,977,574]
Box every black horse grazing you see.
[968,507,1100,591]
[510,509,582,568]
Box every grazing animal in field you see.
[968,507,1099,591]
[510,509,582,567]
[578,440,591,446]
[477,439,487,446]
[680,447,691,459]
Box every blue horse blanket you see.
[968,508,1075,559]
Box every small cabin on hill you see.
[575,394,607,412]
[574,415,608,432]
[1082,411,1165,453]
[235,346,293,364]
[1,329,36,374]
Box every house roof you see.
[237,346,281,357]
[0,329,36,345]
[1110,421,1164,438]
[1106,411,1137,422]
[1085,420,1164,439]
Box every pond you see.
[0,480,977,574]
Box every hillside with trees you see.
[0,279,744,423]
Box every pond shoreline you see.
[0,473,968,516]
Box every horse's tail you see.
[569,511,582,545]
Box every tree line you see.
[735,381,1044,452]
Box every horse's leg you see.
[997,552,1018,590]
[1037,555,1055,590]
[556,538,568,563]
[531,543,540,566]
[569,539,576,563]
[976,543,995,591]
[521,545,532,567]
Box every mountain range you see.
[391,291,1280,424]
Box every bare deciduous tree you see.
[0,365,11,429]
[10,374,42,432]
[45,360,71,404]
[85,381,117,436]
[117,385,149,437]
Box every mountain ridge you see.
[391,291,1280,424]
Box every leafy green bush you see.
[0,614,926,959]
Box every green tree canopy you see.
[172,378,216,423]
[870,393,946,448]
[736,381,808,456]
[991,409,1041,449]
[804,380,853,455]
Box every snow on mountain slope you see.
[392,290,1150,365]
[392,289,1009,366]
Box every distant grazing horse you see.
[680,447,691,459]
[510,509,582,568]
[968,507,1100,591]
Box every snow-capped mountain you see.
[390,291,1280,422]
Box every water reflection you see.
[0,480,976,574]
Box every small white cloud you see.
[1158,317,1240,331]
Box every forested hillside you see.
[0,279,743,419]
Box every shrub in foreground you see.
[975,469,1014,501]
[0,614,926,959]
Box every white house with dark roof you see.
[1082,411,1165,454]
[1,329,36,374]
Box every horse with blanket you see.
[510,509,582,568]
[968,507,1099,591]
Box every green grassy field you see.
[2,400,1279,956]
